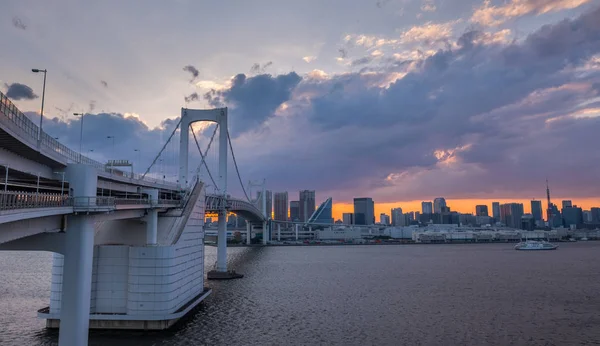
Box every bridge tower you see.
[179,108,230,273]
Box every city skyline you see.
[2,2,600,208]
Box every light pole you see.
[73,113,85,162]
[31,68,47,143]
[54,171,66,194]
[134,149,140,174]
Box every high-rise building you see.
[500,203,524,228]
[273,192,288,221]
[548,203,562,228]
[492,202,500,220]
[391,208,403,226]
[562,205,583,229]
[521,214,535,231]
[562,200,572,209]
[354,197,374,225]
[583,210,592,223]
[591,208,600,223]
[265,190,272,219]
[342,213,354,225]
[433,198,446,214]
[299,190,316,222]
[475,205,488,217]
[289,201,300,222]
[421,201,433,214]
[380,213,390,225]
[530,200,543,222]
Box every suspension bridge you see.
[0,90,271,346]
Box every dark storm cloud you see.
[204,72,301,135]
[12,17,26,30]
[183,65,199,82]
[250,61,274,74]
[100,80,108,88]
[184,92,199,103]
[5,83,38,100]
[350,56,373,66]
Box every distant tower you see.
[546,179,552,222]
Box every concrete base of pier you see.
[207,269,244,280]
[39,288,211,330]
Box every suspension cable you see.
[142,117,182,179]
[191,124,218,189]
[227,129,251,202]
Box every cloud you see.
[4,83,38,100]
[183,65,199,82]
[400,20,459,44]
[89,100,96,112]
[351,56,374,66]
[204,72,301,136]
[100,80,108,88]
[12,17,26,30]
[184,92,199,103]
[421,0,437,12]
[303,56,317,63]
[338,48,348,59]
[344,34,399,49]
[472,0,592,26]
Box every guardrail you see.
[0,191,70,210]
[0,91,178,188]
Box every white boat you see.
[514,240,558,251]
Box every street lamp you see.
[73,112,85,162]
[31,68,47,142]
[134,149,141,174]
[107,136,115,172]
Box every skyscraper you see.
[530,200,543,222]
[342,213,354,225]
[354,197,374,225]
[290,201,300,221]
[391,208,403,226]
[492,202,500,220]
[308,197,334,224]
[421,201,433,214]
[299,190,316,222]
[433,197,446,214]
[562,205,583,228]
[475,205,488,217]
[500,203,524,228]
[265,190,272,219]
[380,213,390,225]
[273,192,288,221]
[562,200,572,209]
[591,208,600,223]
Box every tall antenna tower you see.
[546,178,552,221]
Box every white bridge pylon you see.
[179,107,229,272]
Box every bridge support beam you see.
[216,209,227,272]
[246,223,251,245]
[295,224,299,241]
[59,164,97,346]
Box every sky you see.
[2,0,600,220]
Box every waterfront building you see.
[433,197,446,214]
[265,190,272,219]
[500,203,524,228]
[380,213,390,225]
[421,201,433,214]
[299,190,316,222]
[475,205,488,217]
[562,205,583,229]
[521,214,535,231]
[290,201,300,222]
[354,197,374,225]
[591,208,600,223]
[307,197,334,224]
[273,192,288,221]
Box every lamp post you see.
[73,113,85,162]
[54,171,66,195]
[134,149,140,174]
[106,136,115,173]
[31,68,47,143]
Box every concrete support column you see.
[277,224,281,242]
[262,221,267,245]
[142,189,159,246]
[309,226,312,239]
[295,224,299,241]
[60,164,97,346]
[216,209,227,272]
[246,223,251,245]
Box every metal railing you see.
[0,91,178,188]
[0,191,70,211]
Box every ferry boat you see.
[514,240,558,251]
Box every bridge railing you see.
[0,91,178,188]
[0,191,70,210]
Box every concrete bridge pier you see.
[295,224,299,241]
[246,223,251,245]
[142,188,159,245]
[262,221,267,245]
[59,164,97,346]
[216,209,227,272]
